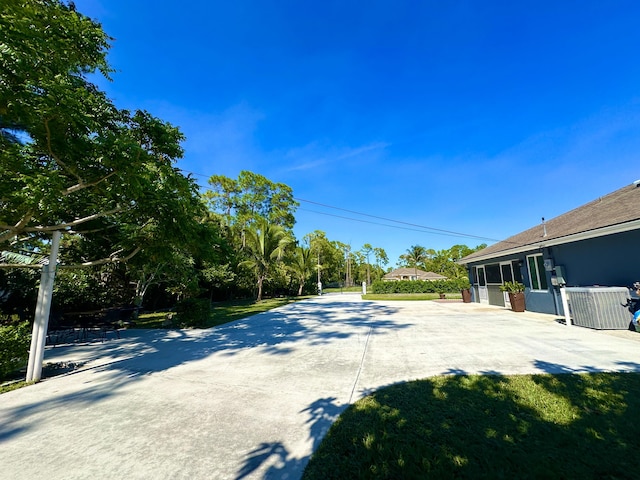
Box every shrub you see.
[370,279,468,294]
[174,298,211,328]
[0,320,31,380]
[500,281,525,293]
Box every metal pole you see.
[26,231,61,382]
[26,264,48,381]
[560,287,571,327]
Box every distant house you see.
[458,181,640,315]
[383,268,447,281]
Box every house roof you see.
[383,268,448,280]
[460,181,640,264]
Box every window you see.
[477,267,486,286]
[512,260,523,283]
[527,254,548,290]
[485,263,502,284]
[501,263,514,283]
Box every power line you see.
[178,166,507,244]
[296,197,502,243]
[298,207,479,239]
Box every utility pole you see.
[345,248,351,287]
[26,230,61,383]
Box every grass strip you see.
[135,296,311,329]
[303,373,640,479]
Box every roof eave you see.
[458,219,640,265]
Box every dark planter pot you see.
[439,293,446,299]
[461,288,472,303]
[508,292,526,312]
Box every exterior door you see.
[477,266,488,304]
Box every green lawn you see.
[135,296,312,329]
[363,293,463,301]
[303,372,640,479]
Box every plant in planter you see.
[457,278,472,303]
[499,281,526,312]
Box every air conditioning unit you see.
[565,287,631,329]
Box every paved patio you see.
[1,293,639,479]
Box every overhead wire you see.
[298,207,479,239]
[295,197,502,243]
[178,166,514,245]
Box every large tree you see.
[0,0,204,269]
[205,171,299,230]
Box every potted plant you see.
[499,281,526,312]
[458,278,472,303]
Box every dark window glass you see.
[477,267,486,286]
[527,254,549,290]
[536,255,548,289]
[528,256,539,289]
[501,264,513,283]
[485,264,502,284]
[512,261,523,283]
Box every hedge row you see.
[370,279,470,294]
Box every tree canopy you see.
[205,170,298,230]
[0,0,204,267]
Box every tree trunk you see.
[257,277,264,301]
[298,282,304,296]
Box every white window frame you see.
[526,254,548,291]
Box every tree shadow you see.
[235,397,346,479]
[0,299,405,443]
[303,366,640,479]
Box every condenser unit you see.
[565,286,631,330]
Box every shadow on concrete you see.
[0,299,404,444]
[235,397,346,479]
[95,299,405,375]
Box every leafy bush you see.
[371,278,470,294]
[0,320,31,380]
[0,268,39,321]
[500,281,525,293]
[174,298,211,328]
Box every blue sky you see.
[76,0,640,266]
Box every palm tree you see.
[240,218,292,301]
[289,246,313,296]
[405,245,427,280]
[360,243,373,285]
[373,247,388,281]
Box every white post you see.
[559,287,571,327]
[26,231,61,382]
[362,281,367,295]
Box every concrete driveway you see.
[1,293,639,479]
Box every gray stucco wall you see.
[549,229,640,287]
[523,288,558,315]
[465,228,640,316]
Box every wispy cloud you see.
[280,141,390,173]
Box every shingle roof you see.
[460,182,640,264]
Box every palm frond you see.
[0,250,47,265]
